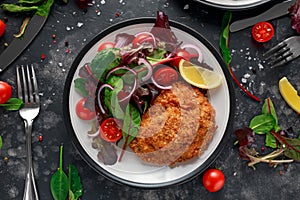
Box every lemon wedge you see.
[178,59,223,89]
[279,77,300,114]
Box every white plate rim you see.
[194,0,272,9]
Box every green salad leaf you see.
[50,146,69,200]
[68,164,83,200]
[0,98,23,111]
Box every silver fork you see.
[17,64,40,200]
[263,36,300,68]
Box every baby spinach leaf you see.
[0,98,23,111]
[262,98,281,132]
[249,114,276,134]
[68,164,83,200]
[104,76,125,119]
[265,132,277,148]
[122,103,141,144]
[74,78,88,97]
[50,146,69,200]
[90,49,121,81]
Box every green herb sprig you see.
[50,146,83,200]
[235,98,300,169]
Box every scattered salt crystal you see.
[72,11,77,15]
[241,78,247,83]
[163,2,169,8]
[248,56,252,60]
[58,63,63,67]
[66,26,71,31]
[183,4,189,9]
[233,172,237,176]
[97,11,101,16]
[243,73,251,78]
[240,49,243,52]
[100,0,105,4]
[77,22,84,28]
[258,63,264,70]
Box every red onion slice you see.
[118,67,138,103]
[181,44,203,63]
[138,58,153,82]
[97,83,114,114]
[151,76,172,90]
[134,31,157,46]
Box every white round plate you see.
[194,0,272,9]
[63,18,235,188]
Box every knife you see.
[0,15,47,73]
[230,0,296,32]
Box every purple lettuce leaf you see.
[289,0,300,33]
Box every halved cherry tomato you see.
[132,32,154,47]
[153,66,178,86]
[202,168,225,192]
[0,81,12,104]
[97,42,115,52]
[75,98,96,120]
[100,118,123,142]
[0,19,6,37]
[171,49,197,67]
[252,22,274,43]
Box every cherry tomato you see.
[0,19,6,37]
[132,32,154,47]
[171,49,194,67]
[97,42,115,52]
[100,118,123,142]
[75,98,96,120]
[0,81,12,104]
[252,22,274,43]
[202,168,225,192]
[153,67,178,86]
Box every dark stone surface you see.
[0,0,299,199]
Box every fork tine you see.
[268,51,293,65]
[16,65,22,101]
[26,65,34,103]
[20,65,29,103]
[265,46,290,61]
[30,64,40,103]
[270,53,296,68]
[263,41,286,57]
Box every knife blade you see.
[0,15,47,72]
[229,0,296,32]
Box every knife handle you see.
[229,1,291,32]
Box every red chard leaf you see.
[234,127,255,147]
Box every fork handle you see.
[23,120,39,200]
